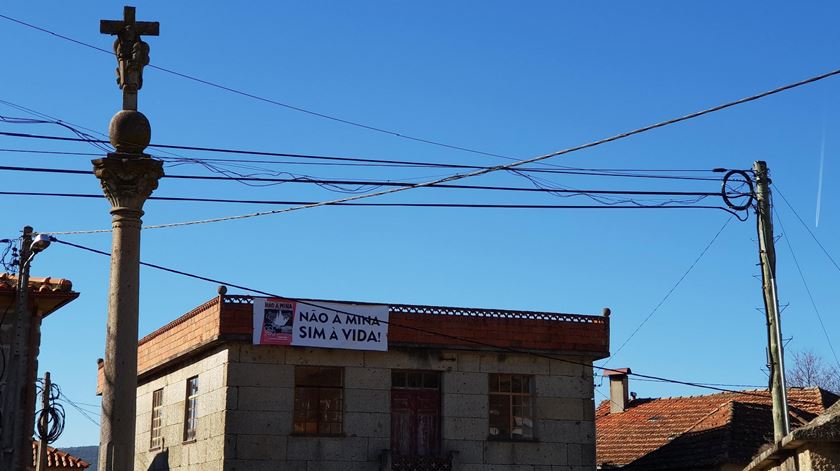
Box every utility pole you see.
[753,160,790,441]
[95,7,163,471]
[35,371,50,471]
[0,226,33,471]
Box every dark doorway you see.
[391,370,441,457]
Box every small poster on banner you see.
[252,297,295,345]
[252,297,389,351]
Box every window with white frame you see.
[150,388,164,449]
[183,376,198,442]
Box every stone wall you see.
[224,343,595,471]
[758,444,840,471]
[135,348,231,470]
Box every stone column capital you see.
[92,154,164,212]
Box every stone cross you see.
[100,6,159,111]
[94,7,164,471]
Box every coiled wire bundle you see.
[35,379,65,443]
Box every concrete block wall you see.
[224,343,596,471]
[135,348,231,471]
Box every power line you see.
[0,13,531,165]
[0,191,737,212]
[772,184,840,275]
[0,148,100,157]
[40,59,832,233]
[775,209,840,370]
[628,377,767,388]
[0,107,741,184]
[0,130,731,181]
[602,215,734,366]
[58,392,100,427]
[0,164,726,197]
[48,236,824,407]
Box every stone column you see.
[93,109,163,471]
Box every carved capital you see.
[92,154,164,211]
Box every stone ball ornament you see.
[109,109,151,154]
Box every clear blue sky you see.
[2,1,839,447]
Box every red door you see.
[391,371,441,457]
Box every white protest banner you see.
[253,298,389,351]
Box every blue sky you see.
[2,1,839,447]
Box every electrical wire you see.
[34,379,66,443]
[772,184,840,275]
[0,164,728,198]
[5,11,838,190]
[0,104,742,183]
[629,377,767,388]
[0,129,733,182]
[58,391,100,427]
[0,240,18,384]
[0,145,726,179]
[0,191,739,213]
[0,237,16,272]
[49,237,825,407]
[0,12,547,166]
[603,215,734,367]
[775,209,840,371]
[32,58,830,233]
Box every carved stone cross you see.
[100,6,159,111]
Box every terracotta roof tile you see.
[0,273,74,292]
[31,442,90,469]
[596,387,839,469]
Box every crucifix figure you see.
[100,6,159,111]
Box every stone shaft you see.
[94,155,163,471]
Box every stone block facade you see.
[135,344,595,470]
[130,295,609,470]
[135,349,230,470]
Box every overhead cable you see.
[775,210,840,370]
[772,184,840,275]
[38,58,830,233]
[49,236,824,407]
[0,130,729,181]
[0,13,527,164]
[602,214,734,367]
[0,164,726,197]
[0,191,737,213]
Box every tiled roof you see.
[596,387,839,470]
[0,273,74,293]
[31,442,90,469]
[0,273,78,318]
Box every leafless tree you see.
[786,350,840,394]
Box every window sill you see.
[289,432,346,438]
[182,438,197,445]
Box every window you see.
[293,366,343,435]
[488,374,534,439]
[150,388,164,449]
[183,376,199,442]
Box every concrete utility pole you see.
[96,6,163,471]
[753,160,790,441]
[35,371,50,471]
[0,226,32,471]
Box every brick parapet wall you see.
[125,295,609,384]
[218,297,609,355]
[137,297,222,374]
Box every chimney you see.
[603,368,631,413]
